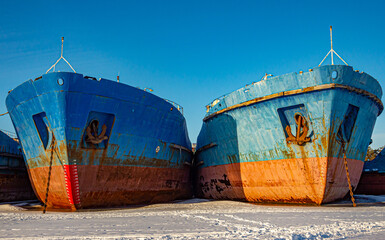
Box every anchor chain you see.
[341,142,356,207]
[43,137,55,213]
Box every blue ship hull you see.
[6,72,192,209]
[195,65,383,204]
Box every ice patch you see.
[0,198,385,239]
[0,204,26,212]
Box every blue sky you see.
[1,0,385,147]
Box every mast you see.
[330,26,334,65]
[46,37,76,73]
[318,26,349,66]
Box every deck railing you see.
[164,99,184,115]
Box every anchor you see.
[86,120,108,145]
[285,114,310,145]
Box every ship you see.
[355,149,385,195]
[5,38,192,210]
[0,130,36,202]
[194,28,383,205]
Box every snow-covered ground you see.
[1,196,385,239]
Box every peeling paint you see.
[6,72,193,209]
[195,65,382,205]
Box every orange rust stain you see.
[240,157,326,204]
[197,157,363,205]
[29,165,74,209]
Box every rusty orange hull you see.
[29,165,191,209]
[197,157,363,204]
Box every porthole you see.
[57,78,64,85]
[332,71,338,79]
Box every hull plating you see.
[0,170,36,202]
[6,72,192,209]
[0,131,35,202]
[29,165,191,209]
[355,173,385,195]
[355,148,385,195]
[195,65,382,204]
[197,158,363,204]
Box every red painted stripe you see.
[69,162,81,206]
[63,165,74,205]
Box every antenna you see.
[318,26,348,66]
[46,37,77,73]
